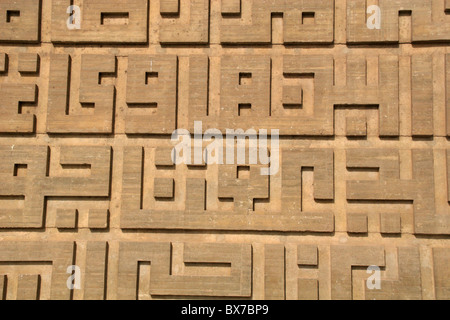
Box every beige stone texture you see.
[0,0,448,300]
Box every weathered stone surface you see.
[0,0,41,43]
[0,0,448,300]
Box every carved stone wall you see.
[0,0,449,300]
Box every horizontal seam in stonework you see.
[26,134,450,138]
[0,226,440,235]
[30,41,426,46]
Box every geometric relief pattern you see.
[50,0,149,43]
[0,53,40,133]
[347,0,450,43]
[120,146,334,232]
[0,0,41,43]
[0,146,111,229]
[0,0,449,300]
